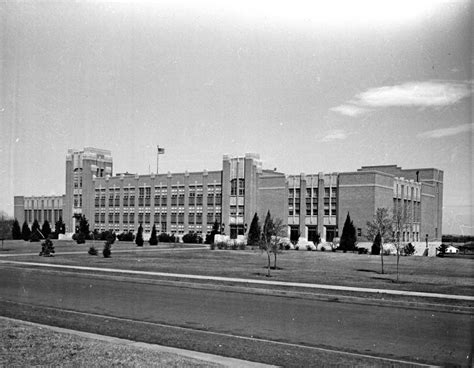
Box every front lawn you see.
[3,240,473,296]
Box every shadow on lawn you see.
[356,269,379,274]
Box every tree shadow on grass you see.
[371,276,411,284]
[356,269,379,274]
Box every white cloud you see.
[321,129,348,142]
[331,80,472,117]
[329,104,372,117]
[417,123,473,139]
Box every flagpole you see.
[157,146,159,174]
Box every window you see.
[145,213,151,224]
[109,194,114,207]
[196,194,203,206]
[123,213,129,224]
[129,213,135,224]
[114,213,120,224]
[138,213,144,224]
[207,194,214,205]
[129,196,135,206]
[196,213,202,224]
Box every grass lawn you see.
[2,240,473,296]
[0,318,223,367]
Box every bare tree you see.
[392,203,412,282]
[366,208,393,274]
[260,211,286,277]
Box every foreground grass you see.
[3,240,473,295]
[0,318,223,368]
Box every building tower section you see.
[64,147,113,233]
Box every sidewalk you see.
[2,259,474,302]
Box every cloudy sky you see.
[1,1,472,234]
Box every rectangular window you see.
[109,195,114,207]
[138,213,144,223]
[215,194,222,205]
[115,196,120,207]
[178,195,185,206]
[189,213,195,223]
[196,194,203,206]
[114,213,120,224]
[207,194,214,205]
[129,196,135,206]
[171,212,177,223]
[129,213,135,224]
[100,213,105,223]
[123,213,129,224]
[154,212,160,223]
[161,213,167,224]
[196,213,202,224]
[145,213,151,224]
[161,196,167,206]
[178,212,184,224]
[171,195,177,206]
[108,213,114,224]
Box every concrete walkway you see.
[2,259,473,302]
[1,316,275,368]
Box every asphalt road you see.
[0,265,472,367]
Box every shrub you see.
[210,242,216,250]
[182,232,202,244]
[117,231,135,242]
[39,238,55,257]
[404,242,415,256]
[357,247,368,254]
[158,233,172,242]
[103,241,112,258]
[238,242,246,250]
[230,241,238,250]
[88,246,98,256]
[320,246,326,251]
[76,232,86,244]
[216,241,228,250]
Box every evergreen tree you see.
[21,221,31,241]
[55,217,66,236]
[78,215,90,238]
[12,219,22,240]
[247,213,261,246]
[205,221,220,244]
[135,224,144,246]
[39,238,55,257]
[149,224,158,245]
[41,220,52,239]
[30,219,42,242]
[339,212,357,252]
[371,232,381,255]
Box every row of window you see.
[95,194,222,208]
[288,187,337,198]
[24,209,63,224]
[96,184,222,195]
[94,212,221,225]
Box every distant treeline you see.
[442,234,474,243]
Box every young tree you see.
[30,219,42,242]
[12,219,22,240]
[259,211,286,277]
[366,208,393,274]
[21,221,31,241]
[149,224,158,245]
[339,212,357,252]
[41,220,52,239]
[39,238,55,257]
[135,224,144,246]
[247,213,261,246]
[371,232,381,255]
[392,204,412,282]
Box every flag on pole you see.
[157,146,165,154]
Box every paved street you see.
[0,264,472,366]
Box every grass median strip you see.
[0,317,226,368]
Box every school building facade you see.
[14,147,443,242]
